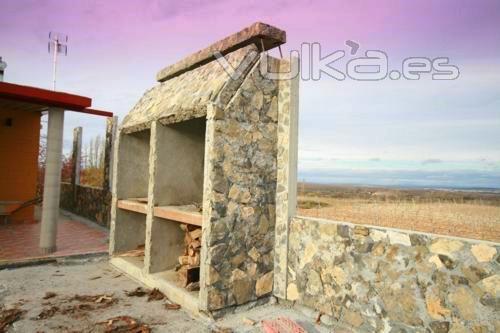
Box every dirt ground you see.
[298,196,500,242]
[297,183,500,242]
[0,257,329,333]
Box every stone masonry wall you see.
[61,118,115,228]
[60,183,111,227]
[200,55,283,312]
[287,216,500,332]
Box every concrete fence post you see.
[102,116,117,227]
[40,107,65,254]
[70,127,82,206]
[103,116,117,191]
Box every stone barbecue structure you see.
[109,22,298,315]
[110,22,499,331]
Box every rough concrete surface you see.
[0,258,329,333]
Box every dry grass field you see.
[297,183,500,242]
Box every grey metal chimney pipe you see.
[0,57,7,82]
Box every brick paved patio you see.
[0,211,108,263]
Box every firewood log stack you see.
[177,225,201,289]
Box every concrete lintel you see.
[156,22,286,82]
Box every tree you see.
[80,135,105,187]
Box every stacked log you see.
[177,225,201,289]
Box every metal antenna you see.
[48,32,68,90]
[0,57,7,82]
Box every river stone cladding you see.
[287,217,500,332]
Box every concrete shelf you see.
[153,205,202,226]
[117,199,148,215]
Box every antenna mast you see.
[48,32,68,91]
[0,57,6,82]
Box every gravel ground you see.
[0,257,330,333]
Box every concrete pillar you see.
[273,56,300,299]
[40,107,65,254]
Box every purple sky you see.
[1,0,499,187]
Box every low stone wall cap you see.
[156,22,286,82]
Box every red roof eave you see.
[0,81,92,111]
[79,108,113,117]
[0,81,113,117]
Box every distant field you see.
[297,183,500,242]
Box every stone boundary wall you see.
[60,117,116,228]
[270,46,500,332]
[285,216,499,332]
[60,182,111,227]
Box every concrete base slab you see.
[0,259,335,333]
[110,256,201,316]
[0,258,208,332]
[0,251,107,270]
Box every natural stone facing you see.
[287,217,500,332]
[471,243,497,262]
[477,274,500,297]
[121,45,259,133]
[429,238,464,258]
[387,230,412,246]
[256,271,274,296]
[199,54,286,311]
[60,183,111,227]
